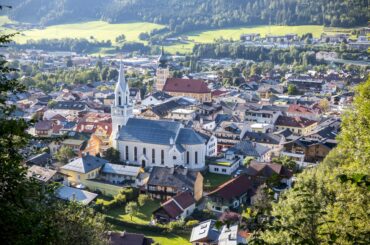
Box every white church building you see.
[111,63,206,170]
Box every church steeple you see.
[156,47,170,91]
[158,46,168,68]
[111,61,133,144]
[114,61,130,107]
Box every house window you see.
[152,149,155,163]
[118,96,121,106]
[125,146,129,160]
[173,156,177,160]
[134,147,137,161]
[214,168,219,172]
[222,169,226,173]
[195,151,198,164]
[143,148,146,155]
[161,150,164,165]
[186,151,190,164]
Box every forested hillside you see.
[5,0,369,32]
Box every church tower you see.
[155,46,170,91]
[111,62,133,143]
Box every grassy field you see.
[106,199,160,224]
[0,18,164,44]
[111,224,191,245]
[203,172,232,191]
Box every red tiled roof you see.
[163,78,211,94]
[207,175,254,201]
[52,124,63,134]
[173,191,195,209]
[287,104,315,114]
[211,90,227,97]
[50,114,67,122]
[275,115,317,128]
[161,200,183,219]
[247,162,292,178]
[35,120,53,131]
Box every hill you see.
[4,0,369,33]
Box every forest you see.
[5,0,369,33]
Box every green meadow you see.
[0,16,359,54]
[0,17,164,45]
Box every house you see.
[107,231,153,245]
[190,218,250,245]
[275,116,318,136]
[208,158,240,176]
[141,91,172,107]
[34,120,54,137]
[287,78,323,93]
[60,138,86,156]
[245,162,293,187]
[147,166,203,201]
[130,88,142,104]
[153,191,196,223]
[282,138,336,166]
[55,185,98,205]
[163,78,212,102]
[60,154,109,186]
[100,163,142,186]
[25,152,53,166]
[218,224,248,245]
[226,141,271,162]
[286,104,321,120]
[45,101,88,118]
[189,220,220,245]
[27,165,58,184]
[207,175,255,213]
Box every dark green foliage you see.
[104,147,120,164]
[7,0,369,30]
[13,38,112,53]
[0,32,109,244]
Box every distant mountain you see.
[4,0,369,32]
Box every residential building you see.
[163,78,212,102]
[153,191,196,223]
[275,115,318,136]
[147,166,203,201]
[207,175,255,213]
[60,154,108,186]
[107,231,154,245]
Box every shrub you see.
[138,194,150,207]
[185,220,199,228]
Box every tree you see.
[55,146,75,163]
[107,69,119,81]
[0,32,108,244]
[255,78,370,244]
[287,84,299,95]
[318,98,330,112]
[66,58,73,67]
[125,201,138,221]
[104,147,120,163]
[272,155,297,172]
[138,194,150,207]
[115,34,126,43]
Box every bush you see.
[185,220,199,228]
[138,194,150,207]
[190,209,216,222]
[167,220,185,232]
[120,188,138,202]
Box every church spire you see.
[114,61,130,107]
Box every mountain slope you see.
[4,0,369,31]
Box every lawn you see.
[110,224,191,245]
[2,20,164,44]
[203,172,232,191]
[106,198,160,225]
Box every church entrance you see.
[141,160,146,168]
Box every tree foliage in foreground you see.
[0,33,109,245]
[253,79,370,244]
